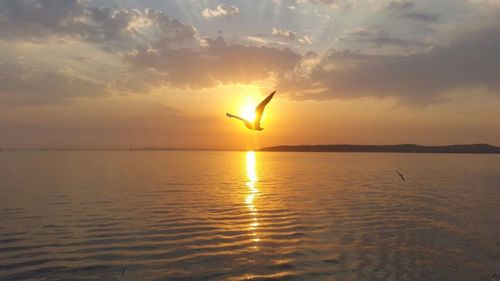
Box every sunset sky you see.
[1,0,499,150]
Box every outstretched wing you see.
[254,90,276,125]
[395,170,406,182]
[226,113,249,123]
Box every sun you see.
[233,84,264,122]
[241,103,256,122]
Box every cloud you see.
[143,9,198,46]
[271,27,312,45]
[399,11,440,22]
[386,0,414,11]
[279,22,500,103]
[125,37,301,89]
[245,36,269,44]
[0,62,108,105]
[272,27,296,40]
[468,0,500,5]
[295,0,356,9]
[0,0,198,50]
[298,35,313,45]
[0,0,143,44]
[340,27,432,48]
[202,4,240,18]
[0,0,202,104]
[1,0,498,108]
[384,0,440,23]
[0,1,298,104]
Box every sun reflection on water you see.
[245,151,260,246]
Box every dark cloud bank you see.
[281,22,500,103]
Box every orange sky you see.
[0,0,499,149]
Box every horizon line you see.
[1,143,499,152]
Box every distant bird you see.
[395,170,406,183]
[226,90,276,131]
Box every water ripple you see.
[0,151,498,281]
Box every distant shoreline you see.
[259,144,500,154]
[1,144,500,154]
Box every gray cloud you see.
[0,63,108,105]
[0,0,143,44]
[280,22,500,103]
[0,0,197,50]
[202,4,240,18]
[269,27,313,45]
[384,0,440,23]
[0,0,84,40]
[272,27,296,40]
[143,9,198,46]
[125,37,301,88]
[341,28,432,48]
[399,11,440,22]
[387,0,414,11]
[0,0,201,104]
[1,0,498,108]
[297,0,355,9]
[0,0,299,104]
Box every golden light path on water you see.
[245,151,260,247]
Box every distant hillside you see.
[260,144,500,154]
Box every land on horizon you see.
[2,143,500,154]
[260,143,500,154]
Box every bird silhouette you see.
[395,170,406,183]
[226,90,276,131]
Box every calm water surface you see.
[0,151,499,281]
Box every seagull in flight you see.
[226,90,276,131]
[395,170,406,183]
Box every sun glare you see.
[241,103,256,122]
[236,85,262,122]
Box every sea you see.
[0,151,499,281]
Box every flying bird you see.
[226,90,276,131]
[395,170,406,183]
